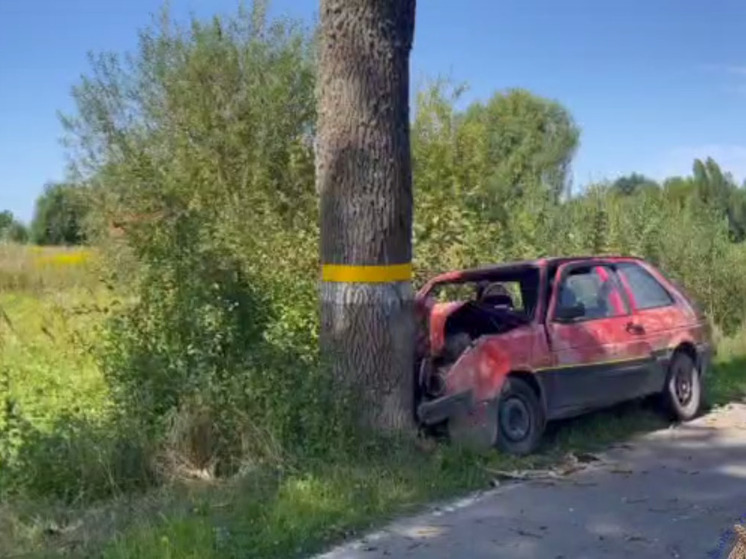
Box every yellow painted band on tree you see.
[322,263,413,283]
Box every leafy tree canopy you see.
[30,182,89,245]
[612,173,659,196]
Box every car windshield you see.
[428,267,541,320]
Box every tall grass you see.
[0,243,96,293]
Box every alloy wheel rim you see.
[675,365,694,405]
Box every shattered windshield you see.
[429,267,540,320]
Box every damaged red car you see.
[414,256,713,455]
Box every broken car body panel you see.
[443,325,543,399]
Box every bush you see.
[0,408,153,502]
[57,3,351,483]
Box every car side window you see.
[555,266,625,321]
[616,262,674,310]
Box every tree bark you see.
[317,0,416,432]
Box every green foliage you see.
[5,222,28,243]
[0,211,28,244]
[59,2,348,481]
[0,211,12,231]
[411,81,746,333]
[463,88,580,205]
[660,158,746,242]
[1,412,153,502]
[612,173,659,196]
[30,182,89,245]
[0,291,145,503]
[411,81,579,277]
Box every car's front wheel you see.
[496,377,545,455]
[662,351,702,421]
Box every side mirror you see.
[554,302,585,323]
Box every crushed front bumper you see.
[417,389,474,426]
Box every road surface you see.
[318,403,746,559]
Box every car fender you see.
[444,330,537,403]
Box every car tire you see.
[495,377,545,456]
[662,351,701,421]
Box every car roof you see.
[420,255,645,291]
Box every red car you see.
[414,256,713,455]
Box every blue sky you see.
[2,0,745,222]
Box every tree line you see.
[1,182,89,245]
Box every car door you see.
[542,261,650,418]
[613,260,687,393]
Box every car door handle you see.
[626,322,645,335]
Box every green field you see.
[2,244,745,558]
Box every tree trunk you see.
[317,0,417,432]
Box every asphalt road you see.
[318,403,746,559]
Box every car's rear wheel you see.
[662,351,701,421]
[496,377,545,455]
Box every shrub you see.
[0,408,153,502]
[58,3,350,480]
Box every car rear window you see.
[616,262,674,310]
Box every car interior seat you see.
[480,283,514,309]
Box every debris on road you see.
[484,451,605,486]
